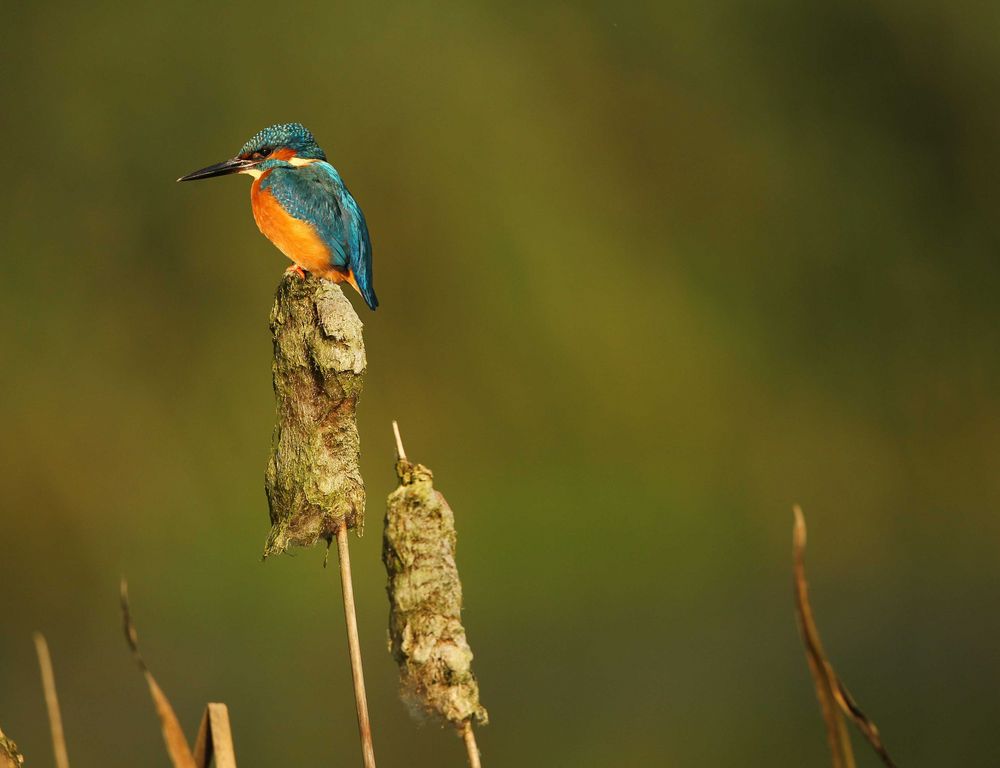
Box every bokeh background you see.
[3,1,1000,765]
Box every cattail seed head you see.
[0,726,24,768]
[264,275,367,557]
[384,454,488,728]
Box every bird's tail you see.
[347,270,379,311]
[361,281,379,311]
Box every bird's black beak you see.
[176,157,257,182]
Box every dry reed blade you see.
[793,506,897,768]
[120,579,197,768]
[831,677,897,767]
[193,703,238,768]
[33,633,70,768]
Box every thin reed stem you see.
[462,721,482,768]
[336,525,377,768]
[33,633,69,768]
[392,420,406,461]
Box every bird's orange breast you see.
[251,175,339,279]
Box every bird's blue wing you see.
[262,162,378,309]
[339,188,375,309]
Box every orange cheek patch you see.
[273,147,297,161]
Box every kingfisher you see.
[178,122,378,310]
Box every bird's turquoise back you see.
[260,161,377,310]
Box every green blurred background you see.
[3,1,1000,765]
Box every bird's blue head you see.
[178,122,326,182]
[238,123,327,162]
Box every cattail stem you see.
[462,721,482,768]
[33,633,69,768]
[392,420,407,461]
[336,525,377,768]
[265,275,376,766]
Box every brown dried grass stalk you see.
[121,580,240,768]
[793,506,897,768]
[33,633,70,768]
[120,579,199,768]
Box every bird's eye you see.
[259,147,272,157]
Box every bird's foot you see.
[285,264,307,279]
